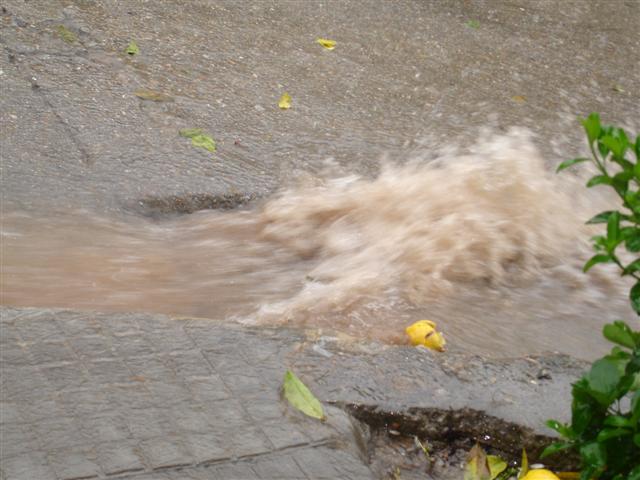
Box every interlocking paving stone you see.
[138,436,194,470]
[1,452,57,480]
[95,441,146,476]
[251,455,307,479]
[96,441,145,475]
[47,448,102,480]
[0,307,375,479]
[1,303,587,480]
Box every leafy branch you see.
[557,113,640,313]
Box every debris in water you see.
[316,38,336,50]
[405,320,446,351]
[278,92,292,109]
[282,370,325,420]
[134,89,173,102]
[125,40,139,55]
[179,128,217,153]
[56,25,76,43]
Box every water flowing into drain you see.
[1,131,631,359]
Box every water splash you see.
[1,130,631,359]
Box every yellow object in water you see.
[405,320,446,351]
[521,470,561,480]
[316,38,336,50]
[278,92,292,110]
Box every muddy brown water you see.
[1,132,634,360]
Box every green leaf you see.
[125,40,139,55]
[607,211,621,244]
[630,464,640,480]
[179,129,216,153]
[466,19,480,29]
[634,433,640,448]
[603,321,637,348]
[587,175,612,188]
[632,391,640,421]
[540,441,572,458]
[545,420,574,438]
[631,281,640,315]
[587,211,616,224]
[603,415,634,428]
[282,370,325,420]
[571,378,601,435]
[626,232,640,252]
[579,441,606,469]
[487,456,507,480]
[587,358,624,405]
[601,135,627,160]
[190,134,217,153]
[597,427,632,442]
[557,157,590,173]
[635,135,640,160]
[178,128,203,138]
[584,254,612,272]
[582,113,601,146]
[56,25,77,43]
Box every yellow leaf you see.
[316,38,336,50]
[405,320,446,351]
[464,444,491,480]
[518,449,529,479]
[278,92,292,110]
[487,455,507,479]
[512,95,527,103]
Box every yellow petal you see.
[278,92,292,110]
[316,38,336,50]
[405,320,445,351]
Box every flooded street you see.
[1,0,639,361]
[2,131,633,360]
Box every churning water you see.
[1,130,633,360]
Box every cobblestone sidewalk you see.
[0,307,374,480]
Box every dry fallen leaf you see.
[278,92,292,110]
[512,95,527,103]
[316,38,336,50]
[134,89,174,102]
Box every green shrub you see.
[544,115,640,480]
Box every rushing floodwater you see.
[1,131,633,360]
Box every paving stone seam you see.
[104,439,340,480]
